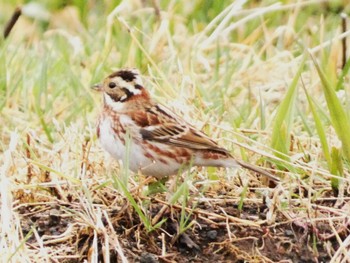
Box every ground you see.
[16,171,345,262]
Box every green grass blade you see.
[311,55,350,162]
[336,56,350,91]
[29,160,81,184]
[169,179,189,205]
[7,226,35,261]
[271,57,305,166]
[179,204,195,234]
[33,58,53,143]
[113,175,153,232]
[122,129,132,187]
[259,89,266,130]
[238,182,248,212]
[302,82,331,169]
[330,146,343,194]
[0,45,7,111]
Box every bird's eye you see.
[109,82,116,88]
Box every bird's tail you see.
[236,160,280,182]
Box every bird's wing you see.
[131,103,228,154]
[130,103,280,182]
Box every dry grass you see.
[1,0,350,262]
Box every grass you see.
[1,0,350,262]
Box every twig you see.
[41,224,75,245]
[329,219,350,263]
[341,13,347,70]
[4,7,22,38]
[26,133,33,183]
[151,204,169,225]
[152,197,261,227]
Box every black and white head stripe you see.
[109,70,136,82]
[108,68,143,86]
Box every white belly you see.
[98,117,183,178]
[99,117,151,171]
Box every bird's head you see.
[92,68,148,107]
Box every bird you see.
[92,68,279,182]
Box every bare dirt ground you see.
[17,180,346,263]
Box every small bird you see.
[93,68,279,182]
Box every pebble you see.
[140,252,159,263]
[207,230,218,240]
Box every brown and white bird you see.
[93,68,279,181]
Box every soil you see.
[17,196,343,263]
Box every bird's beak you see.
[91,83,102,91]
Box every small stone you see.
[285,230,294,236]
[49,214,61,226]
[207,230,218,240]
[140,252,159,263]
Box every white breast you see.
[99,116,125,161]
[98,115,153,173]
